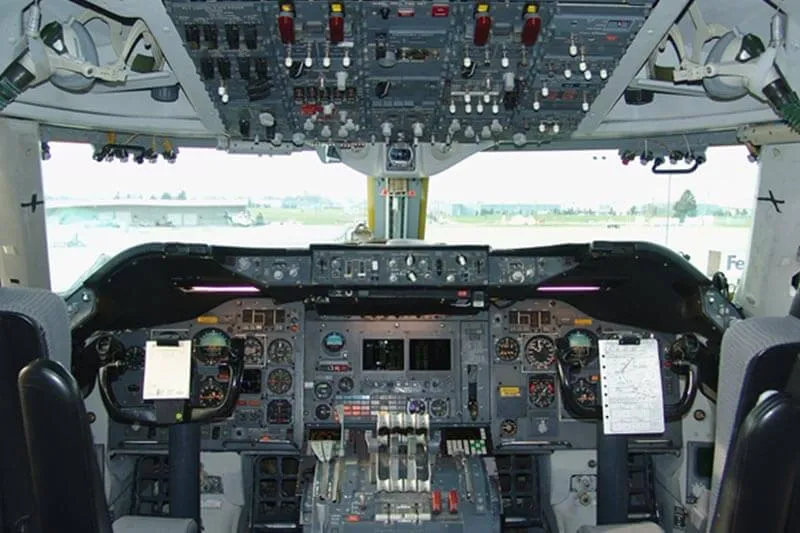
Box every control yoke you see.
[556,357,698,423]
[98,338,245,426]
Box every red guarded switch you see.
[522,15,541,46]
[474,14,491,46]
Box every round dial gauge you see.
[338,376,354,393]
[560,329,598,366]
[267,338,293,364]
[193,328,231,364]
[500,419,518,437]
[314,381,333,400]
[525,335,557,368]
[495,337,520,361]
[572,378,597,407]
[322,332,346,354]
[243,337,264,365]
[315,404,332,420]
[528,376,556,408]
[124,346,145,370]
[266,368,293,395]
[266,400,292,424]
[199,378,225,408]
[407,399,426,414]
[429,398,448,418]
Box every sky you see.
[41,143,759,209]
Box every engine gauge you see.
[266,368,293,395]
[560,329,598,366]
[500,419,518,437]
[495,337,520,361]
[266,400,292,424]
[199,378,225,407]
[314,381,333,400]
[525,335,557,368]
[338,376,354,393]
[193,328,231,365]
[322,332,346,354]
[267,338,293,364]
[243,337,264,365]
[124,346,145,370]
[528,375,556,408]
[429,398,448,418]
[572,378,597,407]
[407,399,426,414]
[315,404,332,420]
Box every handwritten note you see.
[142,340,192,400]
[599,339,665,435]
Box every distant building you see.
[46,199,249,227]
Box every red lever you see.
[448,489,459,513]
[432,490,442,513]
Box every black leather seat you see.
[0,287,71,533]
[708,291,800,533]
[18,358,197,533]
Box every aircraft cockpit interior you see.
[2,1,800,533]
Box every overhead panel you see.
[163,0,655,148]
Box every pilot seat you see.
[0,287,71,533]
[705,289,800,532]
[1,285,197,533]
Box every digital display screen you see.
[409,339,451,371]
[363,339,404,371]
[241,368,262,394]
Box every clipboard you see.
[598,337,665,435]
[142,339,193,400]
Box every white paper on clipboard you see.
[142,340,192,400]
[599,338,665,435]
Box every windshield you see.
[43,144,757,294]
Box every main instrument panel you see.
[97,297,688,453]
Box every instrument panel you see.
[103,299,305,450]
[490,299,683,451]
[303,312,491,427]
[98,297,688,454]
